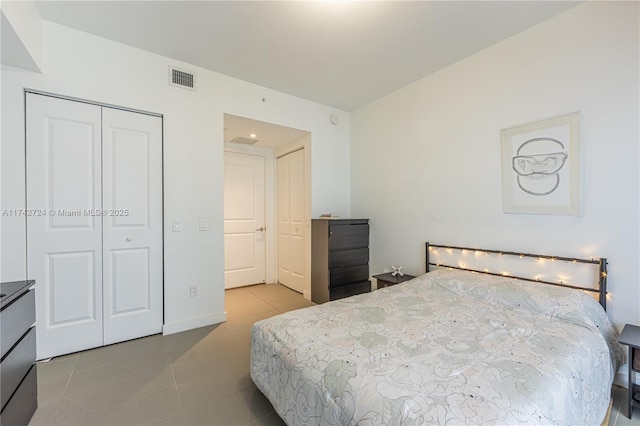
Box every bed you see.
[250,243,624,425]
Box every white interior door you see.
[27,94,104,359]
[224,152,266,288]
[277,155,291,288]
[277,149,304,292]
[102,108,163,345]
[289,149,305,291]
[27,93,163,359]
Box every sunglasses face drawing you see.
[511,137,568,196]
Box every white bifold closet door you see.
[277,149,305,293]
[26,93,163,359]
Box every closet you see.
[26,93,163,359]
[277,149,305,293]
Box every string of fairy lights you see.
[425,243,608,307]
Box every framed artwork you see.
[501,112,581,215]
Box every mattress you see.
[250,269,624,425]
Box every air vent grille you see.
[230,136,259,145]
[168,66,196,91]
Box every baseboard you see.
[162,312,227,335]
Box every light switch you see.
[173,219,182,232]
[199,218,208,231]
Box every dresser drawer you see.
[1,289,35,360]
[328,224,369,251]
[329,281,371,301]
[1,326,36,410]
[330,265,369,287]
[0,364,37,426]
[329,248,368,269]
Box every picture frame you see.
[501,112,581,215]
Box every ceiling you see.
[224,113,309,149]
[34,1,581,112]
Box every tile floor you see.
[28,283,634,425]
[29,283,314,426]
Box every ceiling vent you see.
[169,66,196,91]
[230,136,259,145]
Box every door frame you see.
[223,144,276,285]
[222,129,312,300]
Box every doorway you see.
[223,151,267,288]
[223,114,311,297]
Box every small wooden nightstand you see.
[619,324,640,419]
[373,272,415,289]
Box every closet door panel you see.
[110,248,150,314]
[277,150,306,293]
[288,150,305,289]
[102,108,163,345]
[47,252,98,325]
[108,127,150,227]
[27,94,104,359]
[277,155,292,287]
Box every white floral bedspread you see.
[250,269,624,425]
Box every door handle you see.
[256,227,265,232]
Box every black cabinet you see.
[1,281,37,426]
[311,219,370,303]
[619,324,640,419]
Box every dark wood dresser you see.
[1,280,37,425]
[311,219,370,303]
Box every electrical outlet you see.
[190,285,198,297]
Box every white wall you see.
[1,20,351,333]
[0,0,42,71]
[351,0,639,338]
